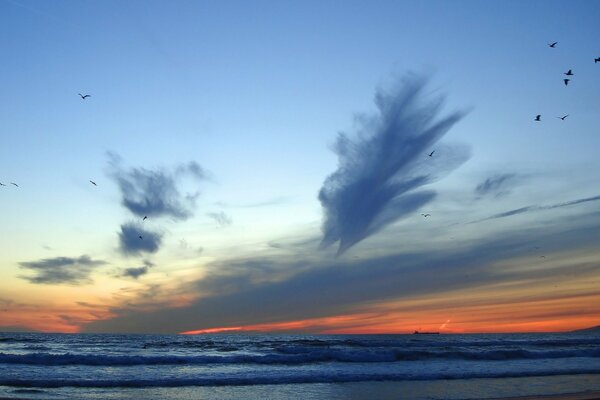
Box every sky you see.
[1,0,600,334]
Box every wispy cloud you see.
[121,260,155,279]
[118,223,163,255]
[472,195,600,223]
[107,153,207,220]
[18,255,107,285]
[206,211,232,227]
[475,173,518,198]
[318,74,470,254]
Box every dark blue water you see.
[0,332,599,399]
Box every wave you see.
[1,368,600,388]
[0,337,41,343]
[1,347,599,366]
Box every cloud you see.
[121,260,155,279]
[18,255,107,285]
[206,211,232,227]
[118,223,163,255]
[83,193,600,335]
[472,194,600,223]
[318,74,470,254]
[107,153,207,220]
[475,173,518,198]
[82,213,600,334]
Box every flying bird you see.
[564,69,573,76]
[78,93,91,100]
[10,182,19,187]
[595,57,600,63]
[89,180,97,186]
[143,216,147,221]
[138,235,143,240]
[564,79,570,86]
[534,115,541,121]
[0,182,6,187]
[421,213,431,217]
[548,42,557,48]
[557,115,569,120]
[428,150,435,157]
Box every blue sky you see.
[1,0,600,333]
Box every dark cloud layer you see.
[108,153,207,220]
[83,215,600,334]
[121,260,155,279]
[318,74,469,254]
[475,173,517,198]
[19,255,106,285]
[118,223,163,256]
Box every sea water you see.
[0,332,599,399]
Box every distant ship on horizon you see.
[413,330,440,334]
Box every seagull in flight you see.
[421,213,431,217]
[78,93,91,100]
[534,115,541,121]
[89,180,97,186]
[10,182,19,187]
[564,69,573,76]
[143,216,147,221]
[557,115,569,120]
[564,79,570,86]
[428,150,435,157]
[595,57,600,63]
[548,42,557,48]
[0,182,6,186]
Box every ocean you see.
[0,332,599,399]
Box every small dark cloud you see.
[475,173,518,198]
[107,153,207,220]
[121,260,155,279]
[118,223,163,255]
[18,255,107,285]
[472,195,600,224]
[206,211,232,227]
[319,74,470,254]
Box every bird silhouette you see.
[143,216,147,221]
[564,69,573,76]
[138,235,143,240]
[0,182,6,186]
[89,180,97,186]
[10,182,19,187]
[78,93,91,100]
[557,115,569,120]
[563,79,570,86]
[548,42,557,48]
[428,150,435,157]
[534,115,541,121]
[421,213,431,217]
[595,57,600,63]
